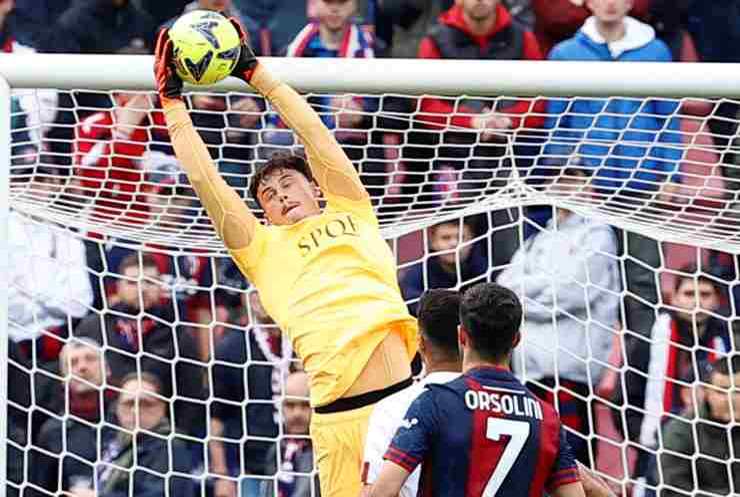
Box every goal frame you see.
[2,54,740,497]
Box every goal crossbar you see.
[2,54,740,97]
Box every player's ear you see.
[457,324,468,349]
[512,330,522,349]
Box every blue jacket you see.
[544,17,683,191]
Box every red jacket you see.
[417,4,545,130]
[74,110,167,223]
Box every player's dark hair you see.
[459,283,522,362]
[673,264,718,294]
[118,253,160,276]
[418,289,460,358]
[710,354,740,378]
[248,151,315,206]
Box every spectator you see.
[231,0,308,55]
[8,173,93,357]
[406,0,545,263]
[497,166,620,465]
[38,0,156,54]
[373,0,447,58]
[623,268,736,490]
[399,218,487,314]
[261,371,319,497]
[73,253,205,436]
[362,289,461,497]
[29,338,114,497]
[544,0,682,195]
[273,0,388,198]
[532,0,650,55]
[9,0,72,47]
[87,373,196,497]
[658,355,740,497]
[7,170,94,478]
[73,93,167,228]
[2,0,58,164]
[544,0,682,395]
[213,289,294,496]
[160,0,262,55]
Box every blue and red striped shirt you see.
[384,366,580,497]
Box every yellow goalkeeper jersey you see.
[230,194,417,407]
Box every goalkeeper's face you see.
[257,169,321,226]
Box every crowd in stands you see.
[4,1,740,497]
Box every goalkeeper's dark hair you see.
[459,282,522,362]
[418,289,460,359]
[249,151,315,206]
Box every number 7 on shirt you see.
[483,418,531,497]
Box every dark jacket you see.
[261,439,318,497]
[213,323,288,475]
[9,0,72,47]
[29,399,115,496]
[98,423,196,497]
[400,245,488,315]
[40,0,156,53]
[232,0,308,55]
[658,401,740,497]
[74,302,206,435]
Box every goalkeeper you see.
[153,22,417,497]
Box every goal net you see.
[3,56,740,497]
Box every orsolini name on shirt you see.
[465,386,543,420]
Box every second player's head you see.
[417,289,462,371]
[458,282,522,367]
[249,152,322,226]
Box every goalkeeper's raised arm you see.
[155,19,417,497]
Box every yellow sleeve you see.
[162,98,257,250]
[249,65,375,221]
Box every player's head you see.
[283,371,311,435]
[249,152,322,226]
[456,0,498,23]
[458,282,522,365]
[117,372,168,432]
[671,266,720,324]
[587,0,632,25]
[429,219,475,268]
[117,254,162,311]
[417,289,462,369]
[704,354,740,423]
[316,0,357,32]
[60,338,108,396]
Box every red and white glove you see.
[227,17,259,83]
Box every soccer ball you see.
[169,10,241,85]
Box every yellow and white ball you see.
[169,10,241,85]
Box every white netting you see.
[5,85,740,497]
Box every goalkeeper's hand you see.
[153,28,183,102]
[227,18,258,83]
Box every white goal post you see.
[2,54,740,497]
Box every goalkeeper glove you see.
[153,28,183,102]
[227,18,258,83]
